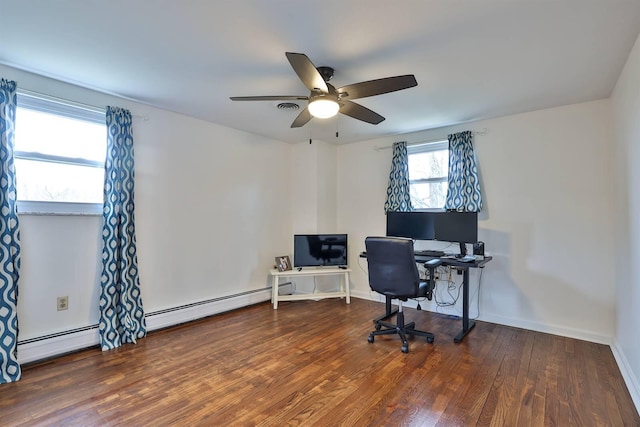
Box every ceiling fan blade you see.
[230,95,308,101]
[337,75,417,100]
[291,107,312,128]
[339,100,385,124]
[285,52,329,94]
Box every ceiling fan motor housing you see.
[317,66,335,82]
[310,84,338,103]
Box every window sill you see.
[17,201,103,216]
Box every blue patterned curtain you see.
[444,131,483,212]
[384,141,414,212]
[99,106,146,351]
[0,79,21,383]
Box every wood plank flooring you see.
[1,298,638,426]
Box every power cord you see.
[434,266,463,313]
[358,256,369,275]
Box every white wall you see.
[290,140,338,234]
[338,99,616,344]
[289,139,340,292]
[19,215,102,339]
[611,31,640,409]
[1,64,292,340]
[133,108,292,312]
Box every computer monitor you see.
[386,210,478,256]
[386,212,435,240]
[434,211,478,255]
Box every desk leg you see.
[344,272,351,304]
[373,296,399,324]
[454,268,475,342]
[272,275,279,310]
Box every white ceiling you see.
[2,1,640,144]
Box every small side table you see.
[269,267,351,309]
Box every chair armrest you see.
[422,259,442,301]
[424,259,442,269]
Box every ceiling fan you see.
[230,52,418,128]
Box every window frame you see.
[407,140,449,211]
[14,91,106,216]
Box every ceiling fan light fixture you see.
[308,99,339,119]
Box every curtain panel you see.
[0,79,21,383]
[444,131,483,212]
[99,106,146,351]
[384,141,414,212]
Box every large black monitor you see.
[386,212,435,240]
[386,210,478,256]
[434,211,478,255]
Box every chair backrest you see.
[365,236,421,299]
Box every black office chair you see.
[365,236,439,353]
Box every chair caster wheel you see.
[375,323,382,331]
[427,336,434,344]
[401,344,409,353]
[368,335,374,343]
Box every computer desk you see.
[363,252,492,343]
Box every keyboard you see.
[414,249,445,257]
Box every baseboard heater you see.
[17,286,274,364]
[18,324,99,346]
[147,287,270,316]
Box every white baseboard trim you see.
[350,289,385,303]
[349,291,612,345]
[611,340,640,413]
[477,313,612,345]
[18,288,272,364]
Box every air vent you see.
[276,102,300,111]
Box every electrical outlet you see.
[57,296,68,311]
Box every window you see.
[14,92,106,215]
[408,141,449,210]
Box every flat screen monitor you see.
[386,212,435,240]
[293,234,348,267]
[434,211,478,244]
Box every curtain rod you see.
[17,88,150,121]
[374,128,488,151]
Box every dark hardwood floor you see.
[1,298,638,426]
